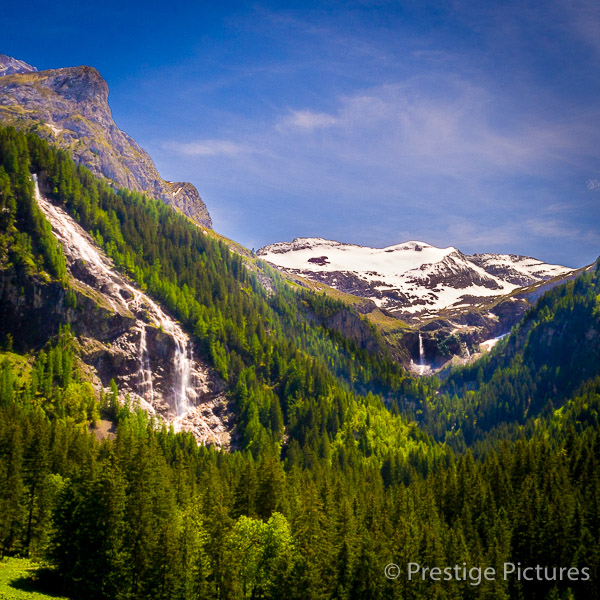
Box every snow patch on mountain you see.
[262,238,454,273]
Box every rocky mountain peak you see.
[0,54,37,76]
[0,56,212,227]
[46,65,109,104]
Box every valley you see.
[0,51,598,600]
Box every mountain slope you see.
[1,125,438,458]
[33,176,231,445]
[0,55,212,227]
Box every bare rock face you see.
[0,54,37,76]
[0,55,212,227]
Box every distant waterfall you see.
[418,333,425,375]
[463,341,471,360]
[172,335,195,417]
[137,299,196,418]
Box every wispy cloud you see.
[265,76,599,182]
[525,217,600,248]
[445,215,600,259]
[163,74,600,253]
[278,109,339,131]
[165,139,253,156]
[558,0,600,58]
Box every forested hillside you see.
[0,125,434,458]
[1,125,599,599]
[425,264,600,449]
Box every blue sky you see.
[4,0,600,266]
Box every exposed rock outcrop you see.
[0,54,37,76]
[0,55,212,227]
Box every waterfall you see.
[172,335,194,417]
[418,332,425,375]
[463,341,471,360]
[33,175,196,419]
[129,287,195,417]
[137,325,154,403]
[141,305,196,418]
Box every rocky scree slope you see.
[0,55,211,227]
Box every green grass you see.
[0,558,69,599]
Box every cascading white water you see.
[160,319,195,417]
[33,175,125,313]
[418,332,426,375]
[33,175,196,419]
[129,288,197,419]
[463,342,471,360]
[137,325,154,402]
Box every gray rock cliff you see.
[0,55,212,227]
[0,54,37,76]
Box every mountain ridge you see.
[0,53,37,76]
[0,55,212,227]
[257,236,574,320]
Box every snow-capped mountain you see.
[257,238,573,320]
